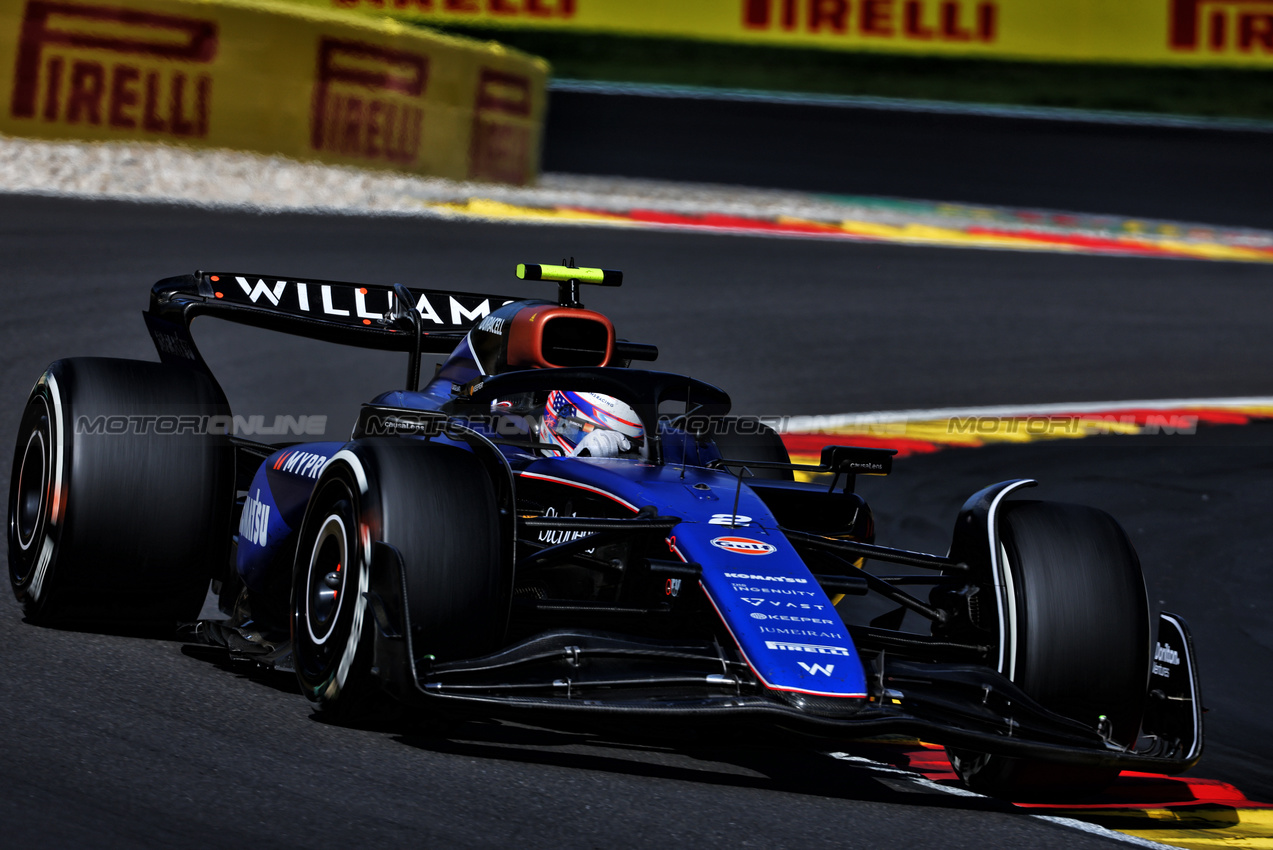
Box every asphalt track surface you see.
[3,193,1273,848]
[544,90,1273,231]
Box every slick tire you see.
[711,417,793,481]
[8,358,233,627]
[949,500,1151,800]
[292,440,506,721]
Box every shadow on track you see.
[388,718,1014,813]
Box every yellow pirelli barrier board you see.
[299,0,1273,68]
[0,0,549,182]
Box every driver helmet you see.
[540,390,644,455]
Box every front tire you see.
[8,358,233,627]
[292,440,507,720]
[949,500,1151,798]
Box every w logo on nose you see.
[798,662,835,676]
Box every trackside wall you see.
[294,0,1273,68]
[0,0,549,183]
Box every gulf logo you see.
[711,536,777,556]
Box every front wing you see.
[362,540,1204,774]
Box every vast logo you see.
[469,67,532,183]
[741,597,826,610]
[711,536,777,556]
[10,0,217,136]
[310,37,428,164]
[1170,0,1273,52]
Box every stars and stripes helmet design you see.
[539,390,644,454]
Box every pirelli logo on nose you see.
[9,0,218,137]
[310,37,429,165]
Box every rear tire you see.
[8,358,233,627]
[949,500,1150,799]
[291,440,507,720]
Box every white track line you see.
[552,79,1273,134]
[826,752,1179,849]
[780,396,1273,432]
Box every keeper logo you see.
[9,0,217,137]
[310,37,428,164]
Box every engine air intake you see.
[507,305,615,369]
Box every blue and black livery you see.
[8,262,1206,798]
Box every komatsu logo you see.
[239,489,270,548]
[724,572,805,584]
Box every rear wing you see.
[144,271,520,369]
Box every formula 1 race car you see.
[8,262,1203,798]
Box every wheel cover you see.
[304,514,348,646]
[15,426,47,551]
[10,392,58,598]
[293,471,374,707]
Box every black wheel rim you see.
[10,394,55,593]
[15,425,48,551]
[304,513,349,646]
